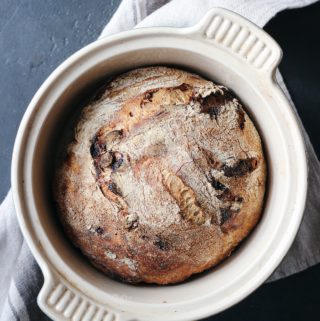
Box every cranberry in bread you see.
[54,66,266,284]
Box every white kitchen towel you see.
[1,0,320,320]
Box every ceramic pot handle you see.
[38,269,134,321]
[187,8,282,74]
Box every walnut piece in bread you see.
[54,66,266,284]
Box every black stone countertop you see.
[0,0,121,200]
[1,1,319,320]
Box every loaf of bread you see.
[54,66,266,284]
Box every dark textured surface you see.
[266,2,320,161]
[0,1,320,320]
[0,0,121,201]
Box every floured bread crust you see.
[54,66,266,284]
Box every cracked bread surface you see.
[54,66,266,284]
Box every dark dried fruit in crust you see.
[110,152,124,171]
[220,207,233,225]
[108,181,122,196]
[95,227,103,234]
[154,237,169,251]
[90,136,106,158]
[223,158,258,177]
[237,105,246,130]
[199,90,233,120]
[210,177,227,191]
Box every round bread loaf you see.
[54,66,266,284]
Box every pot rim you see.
[11,8,308,321]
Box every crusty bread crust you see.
[54,66,266,284]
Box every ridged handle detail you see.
[38,271,134,321]
[191,8,282,72]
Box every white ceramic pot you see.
[11,8,307,321]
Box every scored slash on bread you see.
[54,66,266,284]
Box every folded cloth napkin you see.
[1,0,319,320]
